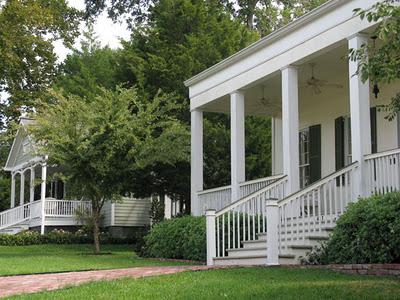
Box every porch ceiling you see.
[201,43,350,117]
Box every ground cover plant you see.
[10,267,400,300]
[0,244,189,276]
[302,192,400,265]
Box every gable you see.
[4,122,39,171]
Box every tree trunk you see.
[93,211,101,254]
[247,0,259,29]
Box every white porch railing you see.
[278,163,358,253]
[198,175,284,213]
[45,199,91,216]
[198,185,231,212]
[365,148,400,195]
[0,202,31,230]
[210,176,288,258]
[0,199,92,232]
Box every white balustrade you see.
[44,199,91,216]
[278,163,358,253]
[0,203,30,230]
[239,175,284,199]
[212,177,288,259]
[197,185,232,212]
[365,148,400,196]
[198,175,284,215]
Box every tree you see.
[31,87,189,253]
[350,0,400,121]
[0,0,82,129]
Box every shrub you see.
[141,216,206,261]
[0,228,141,246]
[302,192,400,264]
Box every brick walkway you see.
[0,265,218,298]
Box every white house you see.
[185,0,400,265]
[0,118,178,236]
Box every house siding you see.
[114,197,151,227]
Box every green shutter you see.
[309,124,321,184]
[370,107,377,154]
[335,117,345,170]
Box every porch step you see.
[213,254,297,266]
[0,221,29,235]
[227,247,266,257]
[242,239,266,249]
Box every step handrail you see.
[0,202,32,230]
[215,175,288,217]
[364,148,400,160]
[278,162,358,207]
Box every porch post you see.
[19,171,25,206]
[191,109,203,216]
[230,91,245,202]
[348,34,371,198]
[29,167,35,203]
[272,117,283,175]
[10,172,15,208]
[40,162,47,235]
[281,66,300,194]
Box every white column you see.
[230,91,245,202]
[205,209,216,266]
[40,163,47,235]
[29,167,35,203]
[348,34,371,198]
[19,171,25,206]
[272,117,283,175]
[191,109,203,216]
[164,195,172,219]
[266,199,279,265]
[10,172,16,208]
[281,66,300,194]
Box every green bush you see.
[0,228,140,246]
[141,216,206,261]
[302,192,400,264]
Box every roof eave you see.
[184,0,348,88]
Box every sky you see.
[54,0,131,62]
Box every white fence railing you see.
[239,175,284,199]
[0,203,31,230]
[278,163,358,253]
[0,199,92,231]
[198,175,284,214]
[365,148,400,195]
[210,177,288,259]
[198,185,231,212]
[45,199,91,216]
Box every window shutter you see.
[309,124,321,184]
[370,107,377,154]
[335,117,345,170]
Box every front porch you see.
[190,35,400,217]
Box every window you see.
[299,128,310,189]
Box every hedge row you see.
[0,229,138,246]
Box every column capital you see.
[347,32,370,42]
[280,65,299,72]
[229,90,245,97]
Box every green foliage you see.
[350,0,400,120]
[30,86,189,252]
[0,0,81,129]
[141,216,206,261]
[302,192,400,265]
[0,229,139,246]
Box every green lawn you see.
[0,244,189,276]
[11,267,400,300]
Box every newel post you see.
[40,161,47,235]
[266,199,279,265]
[206,209,216,266]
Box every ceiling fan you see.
[302,63,343,94]
[257,85,281,116]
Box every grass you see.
[10,267,400,299]
[0,244,190,276]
